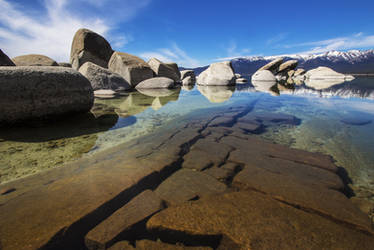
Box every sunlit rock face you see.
[251,70,276,82]
[197,85,234,103]
[197,61,236,86]
[11,54,58,66]
[305,66,354,80]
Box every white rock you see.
[135,77,175,89]
[251,70,276,81]
[305,67,355,80]
[197,61,236,86]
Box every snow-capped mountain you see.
[232,50,374,76]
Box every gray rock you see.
[197,61,236,86]
[108,51,153,87]
[0,66,93,124]
[93,89,118,99]
[235,73,242,78]
[278,60,298,73]
[258,57,284,73]
[79,62,131,91]
[0,49,15,66]
[236,78,247,84]
[135,77,175,89]
[12,54,58,66]
[148,58,181,82]
[341,117,372,126]
[251,70,276,81]
[180,70,195,80]
[58,62,71,67]
[70,28,113,70]
[182,76,195,85]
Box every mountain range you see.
[183,50,374,76]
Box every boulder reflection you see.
[197,85,235,103]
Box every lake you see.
[0,77,373,249]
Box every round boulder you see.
[70,28,114,70]
[79,62,131,91]
[108,52,154,87]
[12,54,58,66]
[135,77,175,89]
[251,70,276,81]
[0,66,94,125]
[0,49,15,66]
[197,61,236,86]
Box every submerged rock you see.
[135,77,175,89]
[70,28,113,70]
[79,62,131,91]
[341,117,372,126]
[12,54,58,66]
[0,66,94,124]
[108,51,153,87]
[148,58,181,82]
[0,49,15,66]
[197,61,236,86]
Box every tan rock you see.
[12,54,58,66]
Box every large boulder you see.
[70,28,114,70]
[0,66,94,125]
[251,70,276,81]
[147,58,181,82]
[79,62,131,91]
[108,52,153,87]
[197,61,236,86]
[305,66,355,80]
[258,57,284,73]
[135,77,175,89]
[0,49,15,66]
[12,54,58,66]
[278,60,298,73]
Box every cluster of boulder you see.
[0,28,199,125]
[251,57,355,95]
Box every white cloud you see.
[139,43,201,68]
[266,33,287,46]
[286,33,374,54]
[213,40,252,62]
[0,0,150,62]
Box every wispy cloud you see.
[140,43,200,68]
[266,33,288,46]
[286,33,374,54]
[214,40,252,61]
[0,0,150,62]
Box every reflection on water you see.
[0,78,374,205]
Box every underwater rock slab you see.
[154,169,227,206]
[341,117,372,126]
[147,191,374,249]
[109,240,212,250]
[85,190,164,250]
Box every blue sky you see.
[1,0,374,67]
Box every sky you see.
[1,0,374,67]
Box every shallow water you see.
[0,77,373,201]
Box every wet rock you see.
[135,240,212,249]
[85,190,164,250]
[183,139,234,171]
[197,61,236,86]
[0,49,15,66]
[278,60,298,73]
[147,191,374,249]
[12,54,58,66]
[341,117,372,126]
[79,62,131,91]
[254,112,301,125]
[203,167,235,182]
[70,28,113,70]
[0,66,94,125]
[108,52,153,87]
[148,58,181,82]
[197,85,234,103]
[155,169,227,205]
[135,77,175,89]
[232,121,262,133]
[258,57,284,73]
[251,70,276,81]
